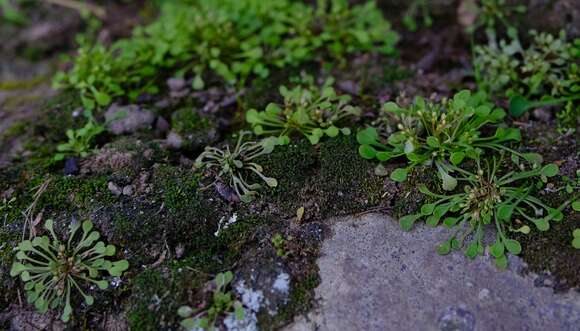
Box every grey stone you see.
[105,104,155,135]
[284,214,580,331]
[107,182,122,196]
[122,185,133,196]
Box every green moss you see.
[171,107,210,134]
[34,175,113,213]
[317,135,384,218]
[128,267,203,331]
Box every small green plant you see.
[246,76,360,144]
[10,219,129,322]
[271,233,291,258]
[195,132,282,203]
[178,271,245,331]
[399,158,561,268]
[403,0,432,31]
[55,0,397,110]
[466,0,526,39]
[573,229,580,249]
[357,90,536,190]
[54,115,105,161]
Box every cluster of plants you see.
[356,90,570,266]
[357,90,532,189]
[177,271,245,330]
[54,0,398,110]
[246,75,361,145]
[10,219,129,322]
[474,30,579,130]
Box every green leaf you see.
[426,136,439,148]
[450,152,465,165]
[441,171,457,191]
[390,168,408,182]
[420,204,435,216]
[399,214,420,231]
[178,306,193,318]
[541,164,558,177]
[443,217,459,228]
[509,95,531,117]
[572,201,580,211]
[495,255,508,269]
[497,204,513,221]
[534,219,550,231]
[504,239,522,255]
[93,90,112,107]
[245,109,260,124]
[325,126,339,137]
[192,75,205,90]
[358,145,377,159]
[437,241,451,255]
[356,127,378,145]
[573,237,580,249]
[489,241,505,258]
[465,242,478,259]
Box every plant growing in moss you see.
[195,131,282,203]
[178,271,245,331]
[399,158,561,268]
[357,90,537,190]
[53,115,105,161]
[54,0,397,109]
[246,76,360,144]
[272,233,291,258]
[10,219,129,322]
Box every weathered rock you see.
[284,214,580,331]
[105,104,155,135]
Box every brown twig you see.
[42,0,106,19]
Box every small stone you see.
[122,185,134,196]
[155,116,170,135]
[438,306,475,331]
[108,182,122,196]
[167,77,186,91]
[105,104,155,135]
[64,157,79,175]
[478,288,491,301]
[165,131,183,149]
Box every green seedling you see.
[53,115,105,161]
[399,158,561,268]
[195,132,282,203]
[246,76,360,144]
[10,219,129,322]
[178,271,245,331]
[271,233,291,258]
[357,90,537,190]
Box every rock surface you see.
[284,214,580,331]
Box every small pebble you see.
[122,185,134,196]
[108,182,122,196]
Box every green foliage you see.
[246,76,360,144]
[476,31,580,123]
[0,0,27,25]
[54,0,398,110]
[573,229,580,249]
[403,0,432,31]
[195,131,283,203]
[178,271,245,331]
[10,219,129,322]
[53,114,105,161]
[466,0,526,39]
[399,158,561,268]
[272,233,290,258]
[357,90,535,190]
